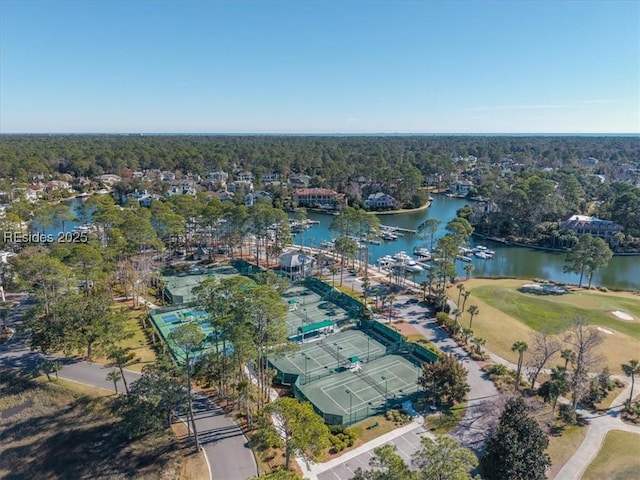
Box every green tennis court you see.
[283,284,351,338]
[149,307,225,363]
[270,329,388,384]
[296,354,422,425]
[161,265,241,304]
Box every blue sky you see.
[1,1,638,134]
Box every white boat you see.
[404,260,424,272]
[381,231,398,241]
[456,255,473,262]
[413,247,431,258]
[72,224,95,233]
[473,245,495,258]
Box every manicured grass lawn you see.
[118,305,157,372]
[91,302,157,372]
[471,283,640,338]
[546,424,588,478]
[449,279,640,373]
[424,401,467,434]
[582,430,640,480]
[350,414,401,445]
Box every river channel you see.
[292,195,640,292]
[47,196,639,291]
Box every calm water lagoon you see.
[40,196,639,291]
[293,195,640,292]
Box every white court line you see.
[320,382,372,413]
[322,380,367,404]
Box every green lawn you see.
[91,303,157,372]
[448,279,640,373]
[119,306,157,372]
[582,430,640,480]
[472,286,640,339]
[423,401,467,434]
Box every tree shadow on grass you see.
[1,391,178,480]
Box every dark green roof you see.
[298,319,333,334]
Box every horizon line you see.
[1,132,639,137]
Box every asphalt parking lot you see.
[317,424,432,480]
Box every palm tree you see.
[472,337,486,356]
[456,283,465,307]
[362,276,371,311]
[549,367,569,413]
[451,308,461,326]
[108,346,133,394]
[462,328,473,345]
[561,349,575,369]
[330,265,339,286]
[512,341,529,391]
[461,290,472,312]
[386,294,396,322]
[463,263,475,280]
[622,359,640,404]
[106,369,122,394]
[467,305,479,329]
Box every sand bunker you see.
[611,310,635,321]
[597,327,614,335]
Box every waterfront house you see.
[292,188,343,210]
[450,180,474,196]
[364,192,396,210]
[126,189,159,207]
[559,215,623,242]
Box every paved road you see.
[554,381,640,480]
[362,281,502,451]
[0,293,257,480]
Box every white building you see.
[364,192,396,209]
[279,250,315,280]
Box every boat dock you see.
[380,225,417,234]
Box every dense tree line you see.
[1,135,637,202]
[2,135,638,180]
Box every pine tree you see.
[481,397,550,480]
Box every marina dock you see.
[379,225,417,234]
